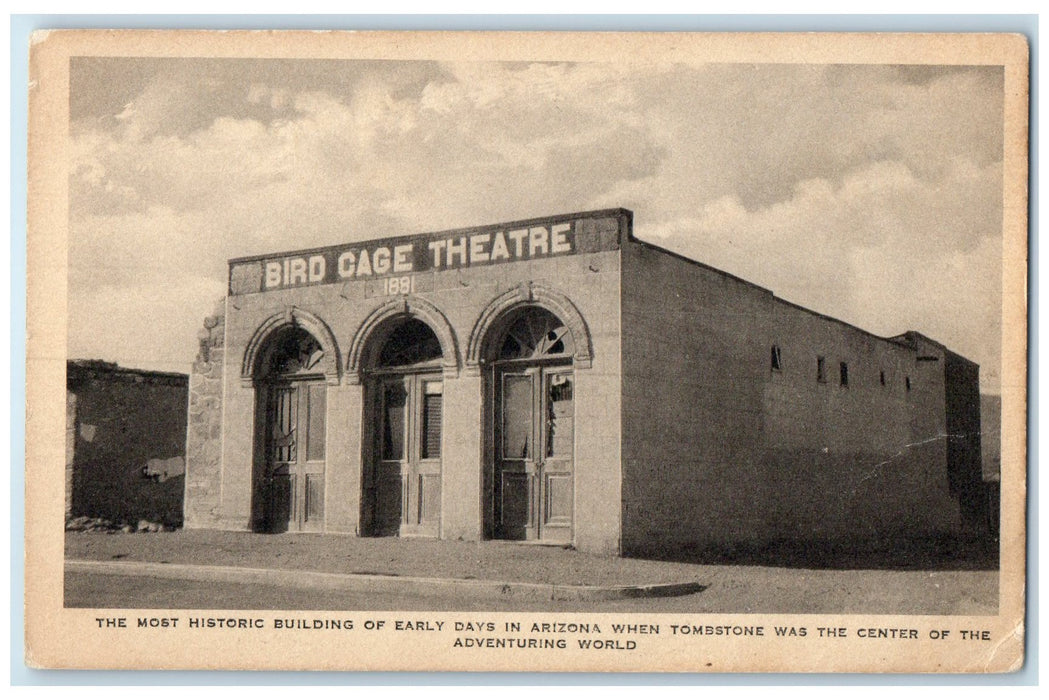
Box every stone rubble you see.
[65,515,170,533]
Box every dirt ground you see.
[66,530,712,586]
[64,530,999,615]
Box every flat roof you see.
[623,230,928,353]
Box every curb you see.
[66,559,706,602]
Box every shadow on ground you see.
[632,534,1000,571]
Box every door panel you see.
[501,374,534,459]
[375,377,408,535]
[372,374,442,537]
[305,384,326,462]
[374,472,403,536]
[543,473,573,525]
[264,382,326,533]
[418,473,442,523]
[268,473,293,533]
[300,383,326,532]
[421,387,442,459]
[539,370,574,542]
[499,471,533,540]
[495,366,573,542]
[381,381,407,460]
[304,473,324,523]
[496,370,539,540]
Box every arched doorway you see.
[487,307,576,543]
[363,318,445,538]
[254,326,329,533]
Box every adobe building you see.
[66,360,189,528]
[183,208,986,556]
[981,393,1002,539]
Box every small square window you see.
[817,356,826,383]
[839,362,848,387]
[771,345,782,371]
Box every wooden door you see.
[539,368,574,543]
[495,368,540,540]
[265,381,326,533]
[495,367,573,542]
[373,373,442,537]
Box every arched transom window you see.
[378,318,443,369]
[262,327,325,378]
[497,307,574,361]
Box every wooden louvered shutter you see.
[421,381,442,459]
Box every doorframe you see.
[253,375,328,534]
[361,364,445,538]
[486,357,575,544]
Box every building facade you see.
[184,209,985,556]
[67,360,189,528]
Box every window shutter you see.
[422,392,442,459]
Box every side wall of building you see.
[944,351,986,532]
[619,242,769,555]
[980,393,1001,537]
[758,314,962,543]
[67,365,189,527]
[620,241,970,556]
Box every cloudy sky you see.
[69,58,1004,393]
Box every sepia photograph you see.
[25,29,1028,673]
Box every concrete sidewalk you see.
[65,530,708,601]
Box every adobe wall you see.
[210,213,624,554]
[981,393,1001,481]
[944,350,986,532]
[758,312,961,542]
[67,364,188,527]
[620,239,972,556]
[979,393,1001,537]
[619,242,769,554]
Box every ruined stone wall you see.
[67,362,188,527]
[183,302,226,529]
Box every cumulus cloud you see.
[642,156,1003,389]
[67,58,1004,390]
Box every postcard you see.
[25,29,1027,672]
